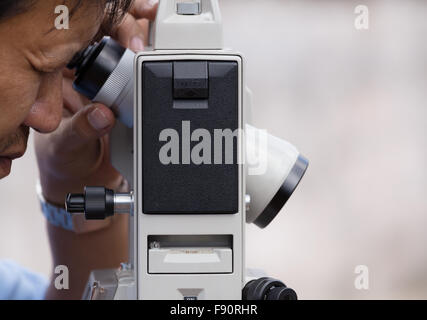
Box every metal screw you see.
[149,241,160,249]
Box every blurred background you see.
[1,0,427,299]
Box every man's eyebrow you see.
[38,39,93,71]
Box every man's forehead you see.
[1,0,104,72]
[37,2,104,56]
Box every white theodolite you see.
[65,0,308,300]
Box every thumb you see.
[64,103,116,152]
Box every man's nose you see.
[23,72,63,133]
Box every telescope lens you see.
[246,125,309,228]
[253,155,308,228]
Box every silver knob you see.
[114,191,134,214]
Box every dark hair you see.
[0,0,133,28]
[0,0,30,19]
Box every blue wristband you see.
[36,181,74,231]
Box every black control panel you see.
[141,60,239,214]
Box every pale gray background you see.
[1,0,426,299]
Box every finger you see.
[63,77,91,114]
[129,0,159,21]
[137,19,150,46]
[55,104,116,154]
[71,103,115,144]
[113,13,146,52]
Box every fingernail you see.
[130,36,144,52]
[87,108,110,130]
[148,0,159,6]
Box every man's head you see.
[0,0,132,178]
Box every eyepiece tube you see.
[67,37,135,127]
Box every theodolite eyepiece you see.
[67,37,135,127]
[67,38,126,100]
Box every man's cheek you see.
[0,82,39,139]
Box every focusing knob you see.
[266,286,298,300]
[65,193,85,213]
[242,277,298,301]
[66,187,115,220]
